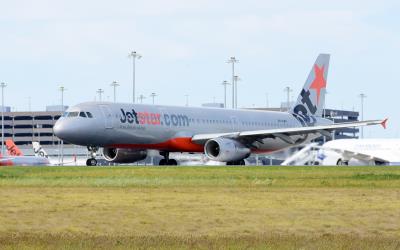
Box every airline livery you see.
[0,139,50,166]
[53,54,386,166]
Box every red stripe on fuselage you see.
[0,160,15,166]
[251,149,276,154]
[109,137,204,152]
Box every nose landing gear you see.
[86,146,99,166]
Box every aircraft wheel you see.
[86,158,97,166]
[159,159,166,165]
[226,160,245,166]
[168,159,178,165]
[337,159,348,166]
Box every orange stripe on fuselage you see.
[109,137,278,154]
[109,137,204,152]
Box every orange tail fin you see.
[5,139,23,156]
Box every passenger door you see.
[99,105,113,129]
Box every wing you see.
[192,119,387,145]
[323,147,389,164]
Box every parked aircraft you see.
[0,140,50,166]
[53,54,386,166]
[317,139,400,166]
[32,141,86,166]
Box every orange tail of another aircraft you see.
[5,139,23,156]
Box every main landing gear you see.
[86,146,99,166]
[226,160,246,166]
[159,152,178,165]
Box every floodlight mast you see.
[110,81,119,102]
[59,85,66,166]
[1,82,6,156]
[185,94,189,107]
[359,93,367,139]
[138,94,146,104]
[234,75,241,108]
[226,56,239,109]
[284,86,293,111]
[128,51,142,104]
[97,89,104,101]
[221,80,230,108]
[150,92,157,104]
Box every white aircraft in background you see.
[32,141,85,166]
[54,54,387,166]
[317,139,400,166]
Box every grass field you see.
[0,166,400,249]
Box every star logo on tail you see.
[309,64,326,105]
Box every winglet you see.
[381,118,388,129]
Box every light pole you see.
[59,86,66,166]
[284,86,293,111]
[27,96,31,111]
[97,89,104,101]
[323,91,329,118]
[110,81,119,102]
[138,94,146,104]
[1,82,6,156]
[323,91,329,143]
[59,86,66,111]
[185,94,189,107]
[128,51,142,104]
[226,56,239,109]
[221,80,230,108]
[36,124,42,143]
[359,93,367,139]
[234,75,241,108]
[150,92,157,104]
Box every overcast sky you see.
[0,0,399,137]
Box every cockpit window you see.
[86,112,93,118]
[62,112,69,117]
[79,112,87,118]
[68,112,79,117]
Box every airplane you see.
[32,141,87,166]
[5,139,23,156]
[0,139,50,166]
[317,139,400,166]
[53,54,387,166]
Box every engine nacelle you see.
[204,138,251,162]
[103,148,147,163]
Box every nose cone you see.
[53,117,100,146]
[53,119,71,141]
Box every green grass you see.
[0,166,400,249]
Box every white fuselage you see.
[319,139,400,165]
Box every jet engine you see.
[103,148,147,163]
[204,138,251,162]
